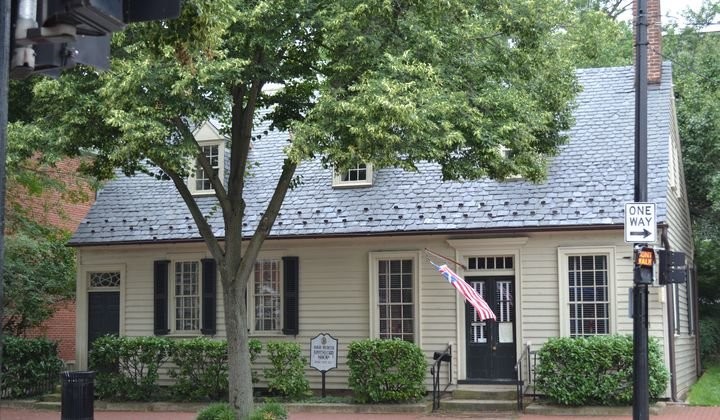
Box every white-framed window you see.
[174,261,201,332]
[369,251,420,343]
[558,247,615,338]
[251,259,282,333]
[332,163,373,188]
[88,271,121,289]
[188,141,225,195]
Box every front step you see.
[452,384,518,401]
[437,384,520,413]
[440,398,517,412]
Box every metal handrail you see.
[431,344,452,411]
[514,341,533,411]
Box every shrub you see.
[0,336,64,398]
[196,402,235,420]
[170,337,228,401]
[347,339,427,403]
[170,337,262,401]
[249,401,288,420]
[263,342,309,399]
[89,335,173,401]
[535,335,669,406]
[699,318,720,362]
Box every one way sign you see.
[624,202,657,243]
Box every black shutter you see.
[153,260,170,335]
[201,258,217,335]
[282,256,299,335]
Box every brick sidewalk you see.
[2,404,720,420]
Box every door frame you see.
[447,238,527,382]
[77,264,126,370]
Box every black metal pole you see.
[0,0,12,371]
[633,0,650,419]
[321,371,326,398]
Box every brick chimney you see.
[634,0,663,84]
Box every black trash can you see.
[61,371,95,420]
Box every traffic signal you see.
[658,250,687,285]
[10,0,181,79]
[634,246,655,285]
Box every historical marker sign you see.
[624,202,656,243]
[310,333,338,372]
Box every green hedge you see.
[89,335,173,401]
[535,335,669,406]
[90,336,262,401]
[170,337,262,401]
[264,342,310,399]
[347,339,426,403]
[1,336,64,398]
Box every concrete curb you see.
[285,402,430,414]
[523,401,666,416]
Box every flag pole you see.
[424,248,467,270]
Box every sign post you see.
[310,333,338,398]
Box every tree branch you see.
[155,162,226,268]
[235,155,298,283]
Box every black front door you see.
[465,276,516,381]
[88,291,120,348]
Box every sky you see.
[661,0,705,26]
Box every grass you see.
[688,359,720,406]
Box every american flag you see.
[432,262,496,321]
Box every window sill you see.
[249,331,284,337]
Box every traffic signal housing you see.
[634,246,655,285]
[10,0,181,79]
[658,250,687,285]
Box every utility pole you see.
[0,0,11,370]
[633,0,650,419]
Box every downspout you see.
[661,226,677,401]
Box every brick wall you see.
[7,156,95,362]
[23,299,77,362]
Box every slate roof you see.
[69,63,674,246]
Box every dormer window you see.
[332,163,374,188]
[188,121,226,195]
[195,145,220,191]
[499,146,522,180]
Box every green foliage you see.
[169,337,262,401]
[699,318,720,362]
[2,217,76,335]
[89,335,173,401]
[558,8,632,68]
[263,342,309,400]
[21,1,581,414]
[169,337,228,401]
[196,402,236,420]
[688,359,720,406]
[0,336,64,398]
[347,339,426,404]
[535,335,669,406]
[249,402,288,420]
[662,3,720,318]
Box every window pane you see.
[378,258,414,342]
[254,259,281,332]
[175,261,199,331]
[568,254,609,338]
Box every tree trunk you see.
[221,267,253,419]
